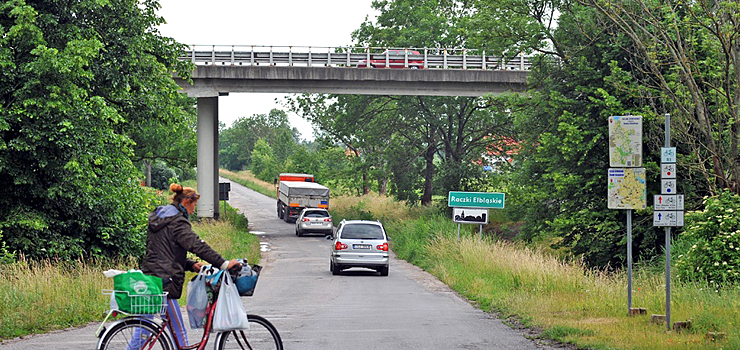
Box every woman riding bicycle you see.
[140,183,241,346]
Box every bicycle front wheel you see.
[98,318,173,350]
[217,314,283,350]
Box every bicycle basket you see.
[104,290,168,315]
[232,264,262,297]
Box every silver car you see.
[295,208,333,237]
[329,220,390,276]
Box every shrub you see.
[149,161,179,190]
[675,190,740,285]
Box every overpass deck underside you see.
[176,66,528,97]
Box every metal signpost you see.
[652,114,682,331]
[608,115,645,316]
[448,192,504,242]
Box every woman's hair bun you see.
[170,183,184,193]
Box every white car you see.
[295,208,333,237]
[329,220,390,276]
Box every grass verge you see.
[329,195,740,350]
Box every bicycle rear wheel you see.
[98,318,173,350]
[217,314,283,350]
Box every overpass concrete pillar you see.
[196,97,220,219]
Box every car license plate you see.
[353,244,371,249]
[311,221,323,225]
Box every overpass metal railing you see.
[181,45,531,71]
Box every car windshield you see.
[305,211,329,218]
[340,224,385,240]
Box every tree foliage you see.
[0,0,191,260]
[583,0,740,195]
[219,109,299,171]
[675,191,740,284]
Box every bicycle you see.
[95,267,283,350]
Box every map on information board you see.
[608,168,647,209]
[609,116,643,167]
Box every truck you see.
[276,175,330,223]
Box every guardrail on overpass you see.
[181,45,532,71]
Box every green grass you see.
[327,196,740,350]
[220,169,277,199]
[0,191,260,341]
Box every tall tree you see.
[583,0,740,194]
[351,0,520,204]
[0,0,190,259]
[219,109,299,171]
[130,93,197,187]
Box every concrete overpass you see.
[175,45,530,218]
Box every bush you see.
[0,230,16,264]
[149,161,179,190]
[675,190,740,285]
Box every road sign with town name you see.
[448,191,505,209]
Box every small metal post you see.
[463,49,467,69]
[308,47,312,66]
[457,223,461,243]
[627,209,633,314]
[479,224,482,241]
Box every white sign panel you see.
[661,147,677,163]
[609,116,643,167]
[654,211,677,226]
[654,195,684,210]
[608,168,647,209]
[661,179,676,194]
[661,163,676,179]
[452,208,489,224]
[653,210,685,227]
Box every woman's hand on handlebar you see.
[226,259,242,271]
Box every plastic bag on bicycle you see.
[186,272,208,329]
[213,272,249,331]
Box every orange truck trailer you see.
[276,173,330,223]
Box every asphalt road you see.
[0,178,561,350]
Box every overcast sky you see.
[156,0,378,141]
